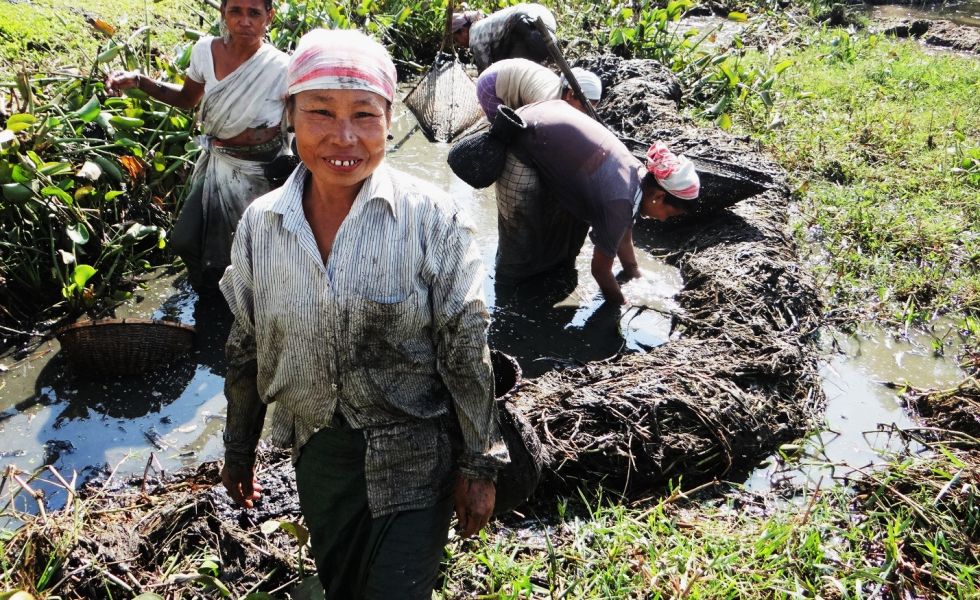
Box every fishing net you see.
[403,52,485,142]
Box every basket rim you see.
[56,318,196,336]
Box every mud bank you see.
[499,55,824,499]
[874,17,980,54]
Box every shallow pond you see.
[870,0,980,28]
[0,103,969,512]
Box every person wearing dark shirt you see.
[503,99,701,304]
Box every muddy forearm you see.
[223,358,266,467]
[591,249,625,304]
[136,76,198,111]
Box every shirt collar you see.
[271,161,398,232]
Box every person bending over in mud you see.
[218,28,509,599]
[475,58,602,123]
[451,3,557,73]
[106,0,290,294]
[495,99,700,305]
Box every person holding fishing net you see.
[218,28,509,599]
[452,3,557,73]
[497,100,701,305]
[105,0,290,294]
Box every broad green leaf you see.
[395,7,411,26]
[67,223,90,245]
[6,114,36,131]
[39,162,73,177]
[728,11,748,22]
[41,185,73,204]
[259,520,281,535]
[11,164,33,183]
[95,44,123,64]
[774,59,794,74]
[2,182,32,202]
[73,96,102,123]
[72,264,97,288]
[104,190,125,200]
[278,521,310,547]
[717,112,733,130]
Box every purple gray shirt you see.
[513,100,644,258]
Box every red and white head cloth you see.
[646,142,700,200]
[287,28,397,102]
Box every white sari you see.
[173,42,290,291]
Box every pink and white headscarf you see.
[286,29,397,102]
[646,142,700,200]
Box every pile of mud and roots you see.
[4,56,827,597]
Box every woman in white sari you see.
[107,0,289,293]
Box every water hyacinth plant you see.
[1,30,198,342]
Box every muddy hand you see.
[454,476,495,538]
[221,461,264,508]
[105,71,140,96]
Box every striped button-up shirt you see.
[220,163,509,516]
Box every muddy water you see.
[747,322,968,490]
[871,1,980,28]
[0,104,968,510]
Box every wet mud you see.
[503,54,824,498]
[874,16,980,53]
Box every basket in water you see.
[57,318,196,377]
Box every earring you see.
[386,133,394,141]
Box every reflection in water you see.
[870,1,980,29]
[746,324,968,491]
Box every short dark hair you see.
[221,0,274,11]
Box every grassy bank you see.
[0,0,199,72]
[442,438,979,599]
[2,437,975,598]
[730,27,980,327]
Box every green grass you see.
[0,0,206,72]
[442,442,980,599]
[730,28,980,325]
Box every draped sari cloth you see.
[172,42,290,292]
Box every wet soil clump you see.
[3,447,308,599]
[875,17,980,54]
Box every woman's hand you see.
[454,476,496,538]
[105,71,141,96]
[221,461,264,508]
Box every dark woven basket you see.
[686,155,773,215]
[448,131,507,189]
[57,318,196,377]
[490,350,544,516]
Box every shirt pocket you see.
[343,291,444,420]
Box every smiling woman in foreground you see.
[217,28,509,599]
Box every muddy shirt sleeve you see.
[220,214,266,468]
[430,209,510,481]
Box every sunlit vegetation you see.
[731,28,980,326]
